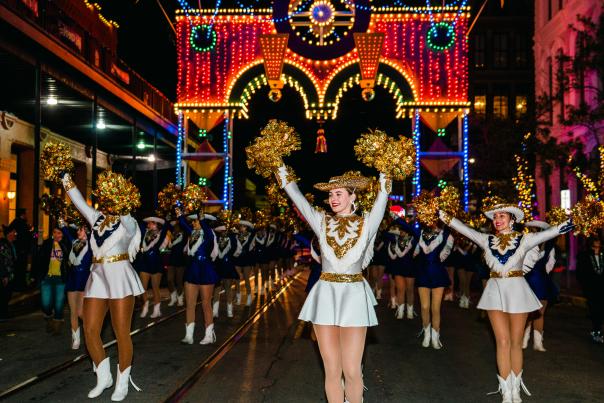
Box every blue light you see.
[462,113,469,212]
[222,116,230,210]
[176,112,184,186]
[412,110,421,197]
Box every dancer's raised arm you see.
[277,165,323,235]
[439,211,488,249]
[61,173,99,226]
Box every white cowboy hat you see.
[388,227,401,235]
[239,220,254,229]
[484,204,524,223]
[269,223,277,229]
[525,220,551,230]
[144,217,165,225]
[214,225,227,232]
[204,214,217,221]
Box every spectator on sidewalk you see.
[577,237,604,344]
[0,224,18,322]
[36,227,69,334]
[9,208,32,291]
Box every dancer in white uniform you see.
[439,204,572,403]
[277,166,389,403]
[62,173,143,401]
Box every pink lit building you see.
[533,0,603,269]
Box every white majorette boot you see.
[406,305,415,319]
[421,324,431,348]
[511,370,531,403]
[181,322,195,344]
[177,293,184,307]
[390,296,396,309]
[199,323,216,345]
[88,357,113,398]
[489,374,513,403]
[246,294,252,306]
[431,328,443,349]
[522,326,531,349]
[212,301,219,318]
[227,303,234,318]
[139,300,149,318]
[533,330,546,352]
[168,291,178,307]
[395,304,405,320]
[71,327,81,350]
[111,365,141,402]
[150,303,162,319]
[236,292,242,305]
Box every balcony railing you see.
[2,0,176,124]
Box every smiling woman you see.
[276,164,390,403]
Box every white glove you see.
[277,165,289,188]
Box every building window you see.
[474,95,486,117]
[514,35,528,68]
[493,34,508,68]
[493,96,509,119]
[474,34,486,68]
[515,95,528,117]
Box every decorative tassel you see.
[315,128,327,153]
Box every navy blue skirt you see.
[65,268,90,292]
[390,259,417,278]
[185,256,220,285]
[217,261,240,280]
[138,251,164,275]
[305,262,322,293]
[525,270,558,301]
[416,261,451,289]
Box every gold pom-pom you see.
[571,196,604,237]
[266,182,288,207]
[438,186,461,217]
[545,207,569,226]
[157,183,182,217]
[254,209,271,228]
[238,207,254,223]
[182,184,208,214]
[245,120,301,178]
[413,190,439,227]
[41,142,74,183]
[354,129,415,180]
[93,171,141,216]
[40,193,65,219]
[64,202,86,228]
[217,209,239,231]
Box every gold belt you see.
[320,272,364,283]
[490,270,524,279]
[92,253,129,264]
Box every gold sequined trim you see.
[92,253,129,264]
[320,272,364,283]
[325,215,364,259]
[440,211,453,225]
[490,270,524,278]
[98,215,120,232]
[494,231,521,250]
[63,177,76,191]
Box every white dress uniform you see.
[63,174,144,299]
[442,214,570,313]
[279,167,389,327]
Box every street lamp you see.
[148,154,156,162]
[96,120,106,130]
[469,157,476,164]
[46,96,58,106]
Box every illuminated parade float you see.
[174,0,471,209]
